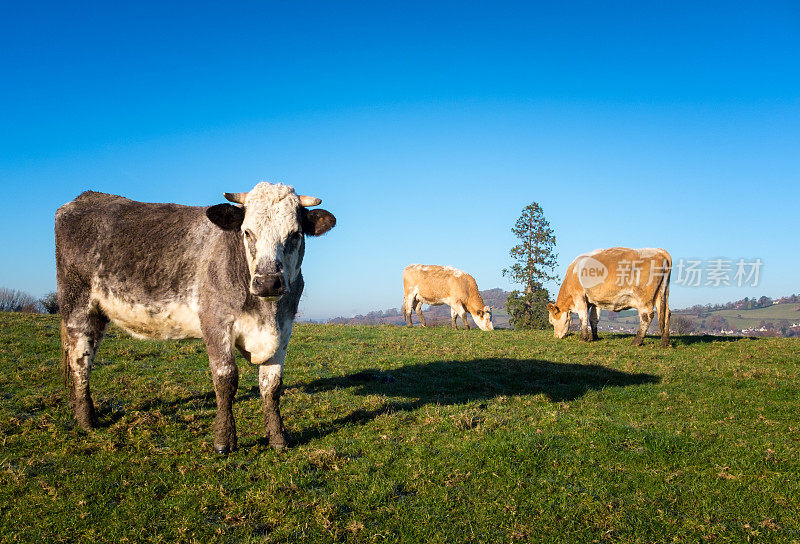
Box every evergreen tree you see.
[502,203,558,329]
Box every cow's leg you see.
[255,315,295,450]
[450,306,459,329]
[259,360,287,450]
[460,304,471,330]
[414,299,427,327]
[403,294,414,326]
[62,311,108,430]
[589,305,600,341]
[211,355,239,454]
[632,309,654,346]
[655,297,671,347]
[204,331,238,454]
[575,302,590,341]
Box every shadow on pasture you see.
[287,358,660,446]
[582,333,752,346]
[93,389,261,428]
[668,334,757,346]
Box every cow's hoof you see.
[76,417,97,431]
[214,444,232,455]
[269,437,288,451]
[75,405,98,431]
[267,433,288,451]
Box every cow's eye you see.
[243,229,255,241]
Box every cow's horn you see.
[223,192,248,204]
[298,195,322,207]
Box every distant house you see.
[742,327,769,334]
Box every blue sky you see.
[1,1,798,319]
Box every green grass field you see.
[1,312,799,543]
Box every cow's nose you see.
[252,273,285,297]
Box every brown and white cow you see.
[55,182,336,454]
[402,265,493,331]
[547,247,671,346]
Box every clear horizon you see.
[2,2,798,319]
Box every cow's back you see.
[56,191,241,335]
[57,192,213,291]
[403,265,472,305]
[573,247,671,310]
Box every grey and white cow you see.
[55,182,336,453]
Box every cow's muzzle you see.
[251,273,285,298]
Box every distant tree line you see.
[0,288,58,314]
[680,295,797,317]
[326,289,512,326]
[328,307,403,326]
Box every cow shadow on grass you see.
[93,358,658,449]
[93,388,261,428]
[284,358,660,447]
[668,334,759,346]
[587,333,751,346]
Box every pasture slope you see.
[1,312,799,543]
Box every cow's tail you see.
[657,255,671,347]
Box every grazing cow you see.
[547,247,671,346]
[402,265,493,331]
[55,182,336,454]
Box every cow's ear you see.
[206,204,245,231]
[301,208,336,236]
[547,303,558,315]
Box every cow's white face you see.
[473,306,494,331]
[547,303,570,339]
[207,182,336,300]
[239,184,305,299]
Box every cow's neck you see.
[554,268,576,312]
[463,285,486,315]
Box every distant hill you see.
[600,300,800,338]
[326,288,512,328]
[325,291,800,337]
